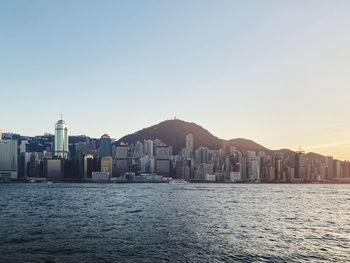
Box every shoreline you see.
[1,180,349,184]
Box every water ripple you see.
[0,183,349,262]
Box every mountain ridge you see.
[116,119,324,158]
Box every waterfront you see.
[0,183,349,262]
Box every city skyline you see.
[0,114,350,161]
[1,117,349,162]
[1,1,350,160]
[2,116,349,183]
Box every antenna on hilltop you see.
[297,147,305,154]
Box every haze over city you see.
[1,0,350,160]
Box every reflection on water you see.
[0,183,349,262]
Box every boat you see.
[170,179,189,184]
[24,179,39,183]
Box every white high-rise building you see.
[186,134,193,151]
[55,118,69,158]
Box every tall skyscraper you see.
[100,134,112,158]
[245,151,259,181]
[83,154,95,179]
[333,159,341,178]
[140,156,150,173]
[0,139,18,179]
[186,134,193,151]
[325,156,334,179]
[101,156,113,176]
[55,118,69,159]
[251,156,260,181]
[295,150,306,180]
[153,139,162,155]
[144,139,154,157]
[29,152,40,177]
[155,145,170,176]
[116,143,128,175]
[195,147,209,164]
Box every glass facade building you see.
[55,119,69,159]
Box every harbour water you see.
[0,183,349,262]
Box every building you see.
[134,141,143,156]
[333,160,341,178]
[225,154,241,182]
[144,139,154,157]
[275,158,282,181]
[175,161,185,179]
[83,154,95,179]
[325,156,334,179]
[0,129,2,140]
[101,156,113,176]
[197,163,214,180]
[18,141,27,179]
[156,145,170,176]
[75,142,88,178]
[204,174,216,182]
[29,152,40,177]
[182,148,192,159]
[92,172,110,182]
[44,158,63,180]
[152,139,165,156]
[19,140,26,153]
[295,150,306,180]
[116,143,128,175]
[244,151,260,181]
[100,134,112,158]
[0,140,18,180]
[140,156,150,173]
[195,147,209,164]
[251,156,260,181]
[18,152,28,179]
[186,134,193,150]
[341,161,350,178]
[240,155,247,180]
[186,134,194,158]
[229,171,241,182]
[55,118,69,158]
[76,142,87,158]
[150,157,155,173]
[225,155,230,180]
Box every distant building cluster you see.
[0,119,350,183]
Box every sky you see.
[1,0,350,160]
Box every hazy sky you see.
[1,1,350,160]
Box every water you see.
[0,183,349,263]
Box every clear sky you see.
[1,1,350,160]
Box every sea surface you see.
[0,183,349,263]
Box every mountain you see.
[278,148,296,157]
[116,119,327,159]
[226,138,270,152]
[306,152,325,160]
[117,119,223,153]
